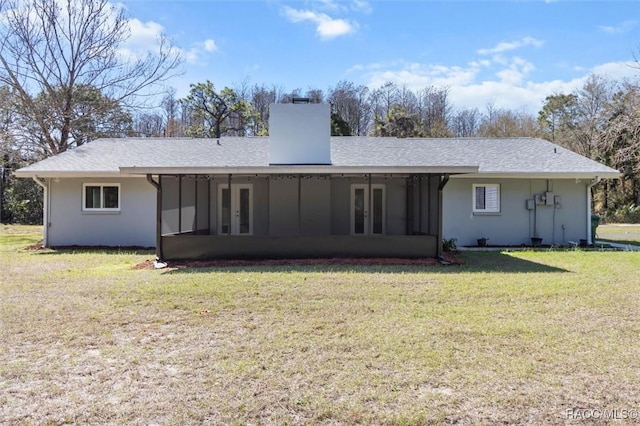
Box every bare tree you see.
[451,108,480,137]
[0,0,182,157]
[328,81,371,136]
[305,88,324,103]
[247,84,278,136]
[370,81,400,121]
[161,87,183,137]
[133,113,164,137]
[416,86,452,137]
[479,104,539,137]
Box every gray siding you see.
[48,177,155,247]
[300,178,331,236]
[330,178,350,235]
[268,178,300,236]
[443,178,589,246]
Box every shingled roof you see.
[15,136,620,179]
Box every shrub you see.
[604,204,640,224]
[442,237,457,252]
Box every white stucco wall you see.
[268,103,331,165]
[443,178,590,247]
[47,177,156,247]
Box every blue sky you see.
[122,0,640,114]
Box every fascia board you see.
[450,171,621,179]
[13,170,143,178]
[119,165,479,175]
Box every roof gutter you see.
[14,171,144,178]
[451,171,621,180]
[119,165,479,175]
[587,176,601,245]
[31,177,49,248]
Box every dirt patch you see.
[132,253,462,270]
[25,242,45,251]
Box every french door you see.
[350,184,386,235]
[218,184,253,235]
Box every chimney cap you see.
[291,97,311,104]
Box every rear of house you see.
[15,102,619,260]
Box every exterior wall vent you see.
[269,103,331,165]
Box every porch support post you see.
[405,175,412,235]
[146,174,163,261]
[207,177,211,234]
[266,176,270,236]
[194,175,198,234]
[427,175,432,234]
[418,174,423,233]
[368,173,372,234]
[437,174,450,259]
[178,175,182,234]
[227,173,232,236]
[297,174,302,235]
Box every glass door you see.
[218,184,253,235]
[350,184,385,235]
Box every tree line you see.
[1,0,639,224]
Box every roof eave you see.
[118,165,480,175]
[13,170,142,178]
[452,171,621,179]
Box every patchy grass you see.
[1,226,640,424]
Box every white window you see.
[218,183,253,235]
[350,184,386,235]
[83,183,120,211]
[473,184,500,213]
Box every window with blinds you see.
[473,184,500,213]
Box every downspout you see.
[437,174,450,260]
[146,174,163,262]
[32,177,49,248]
[587,177,601,245]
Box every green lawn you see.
[597,223,640,245]
[2,225,640,424]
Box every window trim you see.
[472,183,500,213]
[82,183,121,212]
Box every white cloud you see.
[203,39,217,53]
[282,6,357,40]
[357,58,638,115]
[477,37,544,55]
[496,57,535,86]
[351,0,372,14]
[118,18,166,61]
[182,39,219,64]
[591,61,639,80]
[598,20,637,34]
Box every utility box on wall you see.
[526,199,535,210]
[545,191,555,206]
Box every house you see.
[15,103,619,261]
